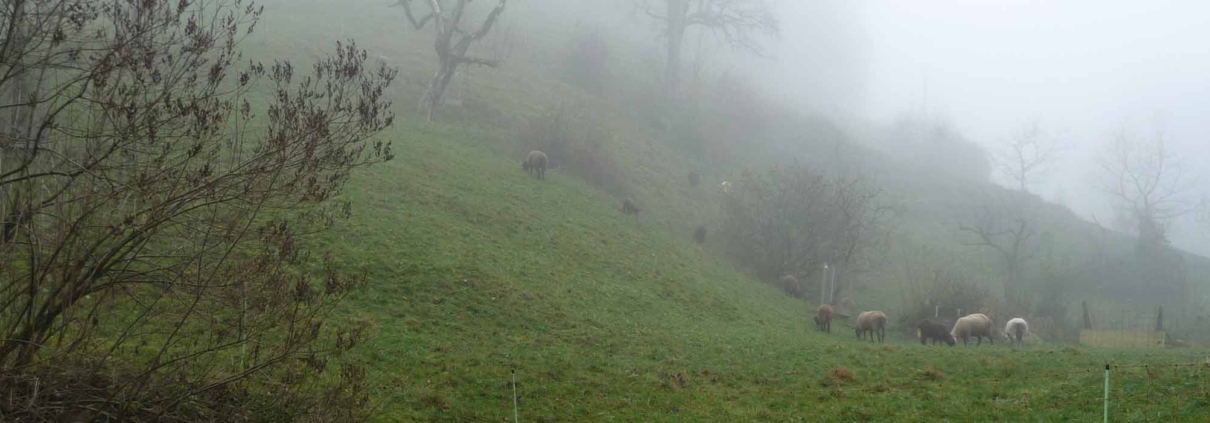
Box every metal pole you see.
[820,264,828,305]
[1103,363,1110,423]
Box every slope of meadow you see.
[313,120,1210,422]
[238,0,1210,421]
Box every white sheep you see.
[950,313,994,346]
[1004,317,1030,348]
[855,311,887,343]
[720,181,732,194]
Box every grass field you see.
[229,1,1210,421]
[300,122,1210,422]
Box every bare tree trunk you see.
[664,0,686,104]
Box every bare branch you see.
[995,118,1065,193]
[1095,121,1197,247]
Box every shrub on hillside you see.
[897,267,990,331]
[720,163,890,300]
[514,103,622,194]
[0,1,393,419]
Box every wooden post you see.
[1155,306,1164,331]
[1082,301,1092,330]
[819,264,827,306]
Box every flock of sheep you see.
[521,150,1034,348]
[814,302,1032,347]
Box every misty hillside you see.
[254,0,1210,312]
[7,0,1210,421]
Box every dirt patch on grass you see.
[826,367,857,384]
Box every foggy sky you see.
[856,0,1210,255]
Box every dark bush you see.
[720,163,888,300]
[898,267,990,332]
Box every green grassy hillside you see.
[312,120,1210,421]
[238,0,1210,420]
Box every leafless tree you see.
[1096,123,1196,252]
[393,0,508,121]
[959,198,1035,298]
[996,118,1063,193]
[636,0,778,103]
[0,0,394,419]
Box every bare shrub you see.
[721,163,890,300]
[0,0,394,419]
[897,263,990,331]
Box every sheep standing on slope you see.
[1004,318,1030,348]
[951,313,995,346]
[522,150,548,180]
[621,198,640,222]
[916,319,956,346]
[814,304,834,333]
[779,274,801,297]
[855,311,887,342]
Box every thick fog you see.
[853,0,1210,255]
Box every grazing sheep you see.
[951,313,994,346]
[855,311,887,342]
[522,150,548,180]
[916,319,956,346]
[622,198,640,220]
[1004,318,1029,348]
[720,181,732,194]
[689,171,700,187]
[779,274,801,297]
[694,225,707,244]
[814,304,834,333]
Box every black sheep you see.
[622,198,640,220]
[916,319,956,346]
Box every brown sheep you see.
[855,311,887,342]
[951,313,995,346]
[522,150,548,180]
[916,319,956,346]
[779,274,801,297]
[814,304,834,333]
